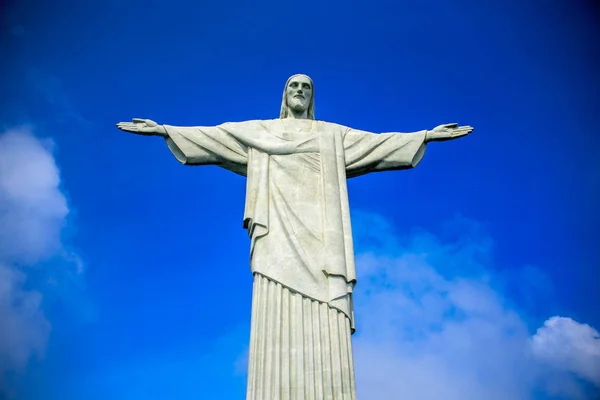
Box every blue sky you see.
[1,1,599,399]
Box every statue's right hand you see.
[116,118,167,137]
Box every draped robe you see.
[163,119,427,399]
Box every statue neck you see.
[286,107,308,120]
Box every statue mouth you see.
[294,95,305,99]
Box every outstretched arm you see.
[117,118,248,176]
[344,123,473,178]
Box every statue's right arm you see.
[116,118,248,176]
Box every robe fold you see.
[164,119,426,398]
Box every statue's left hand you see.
[426,123,473,142]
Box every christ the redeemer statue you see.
[117,74,473,400]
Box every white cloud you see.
[350,211,599,400]
[532,316,600,386]
[0,128,69,264]
[0,127,79,381]
[0,264,50,372]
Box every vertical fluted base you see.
[247,273,357,400]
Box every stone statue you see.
[117,74,473,399]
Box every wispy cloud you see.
[0,128,68,264]
[350,212,599,400]
[25,68,89,126]
[0,265,50,374]
[0,127,83,391]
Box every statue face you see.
[286,75,313,113]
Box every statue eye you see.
[290,82,298,88]
[302,83,311,89]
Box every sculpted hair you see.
[279,74,315,120]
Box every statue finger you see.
[117,123,138,131]
[132,118,147,123]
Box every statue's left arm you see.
[343,123,473,178]
[344,128,427,178]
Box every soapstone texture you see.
[116,74,473,399]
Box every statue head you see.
[280,74,315,120]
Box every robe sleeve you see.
[163,123,249,176]
[343,127,428,178]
